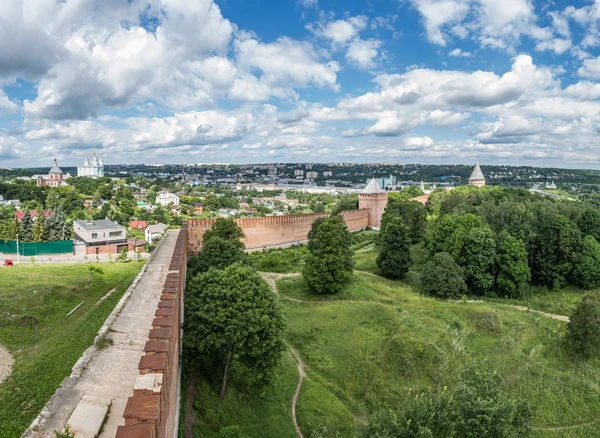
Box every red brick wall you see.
[117,225,187,438]
[187,209,370,253]
[85,242,145,255]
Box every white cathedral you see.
[77,153,105,178]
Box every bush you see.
[360,367,533,438]
[87,264,104,274]
[117,247,128,262]
[421,252,467,299]
[566,293,600,360]
[203,218,245,248]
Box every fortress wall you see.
[117,224,188,438]
[187,209,370,253]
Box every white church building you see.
[77,153,105,178]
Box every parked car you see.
[4,260,13,266]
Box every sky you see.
[1,0,600,168]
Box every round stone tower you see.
[358,178,388,228]
[468,162,486,187]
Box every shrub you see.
[566,293,600,360]
[118,247,128,262]
[421,252,467,299]
[88,264,104,274]
[203,218,245,248]
[360,367,533,438]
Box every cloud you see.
[321,16,368,44]
[346,39,381,68]
[578,55,600,79]
[448,48,472,57]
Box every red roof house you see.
[129,220,147,230]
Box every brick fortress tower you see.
[358,178,388,228]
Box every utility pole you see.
[16,234,20,265]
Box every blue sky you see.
[0,0,599,168]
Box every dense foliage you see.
[184,264,286,399]
[573,235,600,289]
[188,237,250,278]
[376,217,412,278]
[302,215,354,294]
[421,252,467,299]
[360,367,533,438]
[203,218,246,248]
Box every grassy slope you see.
[0,262,143,437]
[279,273,600,438]
[190,238,600,438]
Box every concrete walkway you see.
[23,230,180,438]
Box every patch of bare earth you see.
[0,344,14,384]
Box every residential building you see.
[0,195,5,206]
[155,192,180,206]
[306,171,318,179]
[73,220,143,255]
[294,169,304,177]
[146,223,167,243]
[129,220,147,231]
[191,202,204,214]
[77,153,105,177]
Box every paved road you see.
[22,230,180,438]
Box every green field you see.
[185,244,600,438]
[0,262,144,437]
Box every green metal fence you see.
[0,240,73,255]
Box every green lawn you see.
[0,262,144,437]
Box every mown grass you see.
[0,262,143,437]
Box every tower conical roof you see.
[469,163,484,180]
[362,178,385,194]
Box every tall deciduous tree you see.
[377,217,412,278]
[574,235,600,289]
[382,200,427,243]
[188,237,250,279]
[203,218,245,248]
[529,214,581,290]
[577,209,600,242]
[302,215,354,294]
[460,227,496,295]
[184,264,286,399]
[494,233,531,298]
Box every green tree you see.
[203,218,245,249]
[574,235,600,289]
[332,193,358,214]
[494,233,531,298]
[302,215,354,294]
[382,200,427,243]
[184,264,286,399]
[0,217,17,241]
[33,217,47,242]
[566,293,600,360]
[188,237,250,279]
[577,209,600,242]
[19,212,34,242]
[427,213,484,259]
[421,252,467,299]
[376,217,412,278]
[460,227,496,295]
[360,367,533,438]
[529,214,581,290]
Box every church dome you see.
[49,159,63,174]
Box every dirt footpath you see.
[0,344,13,384]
